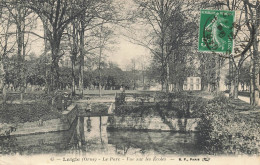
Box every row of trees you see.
[128,0,198,93]
[3,54,141,91]
[0,0,259,105]
[0,0,133,99]
[128,0,259,105]
[197,0,259,105]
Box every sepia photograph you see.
[0,0,259,165]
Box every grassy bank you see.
[0,102,61,124]
[197,93,260,155]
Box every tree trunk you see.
[253,40,259,105]
[142,70,145,90]
[98,23,103,97]
[215,56,220,93]
[166,61,170,93]
[0,58,6,103]
[79,20,85,97]
[254,77,260,106]
[229,58,234,98]
[233,69,239,99]
[99,71,102,97]
[0,11,11,104]
[43,19,50,94]
[71,55,76,96]
[250,57,255,105]
[20,35,26,101]
[253,6,259,105]
[50,46,60,91]
[16,6,26,101]
[98,55,102,97]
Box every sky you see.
[107,37,149,70]
[29,28,149,71]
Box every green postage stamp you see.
[198,9,235,53]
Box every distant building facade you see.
[183,77,201,91]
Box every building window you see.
[196,84,199,90]
[190,78,193,83]
[190,84,193,90]
[196,78,200,84]
[184,84,187,90]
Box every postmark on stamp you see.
[198,9,235,56]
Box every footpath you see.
[198,91,260,116]
[223,93,260,115]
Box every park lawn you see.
[0,102,62,124]
[0,92,61,124]
[6,91,51,101]
[79,89,141,96]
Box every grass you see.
[0,102,62,124]
[0,91,63,124]
[224,90,250,97]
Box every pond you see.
[0,117,203,156]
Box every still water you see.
[0,117,203,156]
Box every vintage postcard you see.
[0,0,259,165]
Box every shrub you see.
[114,104,160,118]
[115,92,126,107]
[115,92,207,119]
[197,94,260,155]
[91,104,108,114]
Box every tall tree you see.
[241,0,259,105]
[0,4,15,103]
[96,21,114,96]
[65,0,121,97]
[200,0,258,100]
[27,0,92,91]
[131,0,196,93]
[6,0,36,100]
[66,18,79,96]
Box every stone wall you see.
[11,119,69,135]
[108,116,200,132]
[14,126,75,148]
[0,104,78,136]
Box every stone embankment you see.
[108,116,200,132]
[0,98,200,136]
[0,103,78,136]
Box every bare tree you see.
[26,0,93,91]
[66,18,79,96]
[130,0,196,93]
[5,0,36,100]
[65,0,118,97]
[0,4,15,103]
[243,0,260,105]
[200,0,258,100]
[96,21,115,96]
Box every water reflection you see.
[0,119,78,155]
[0,116,202,156]
[70,116,202,156]
[108,130,201,156]
[74,116,109,154]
